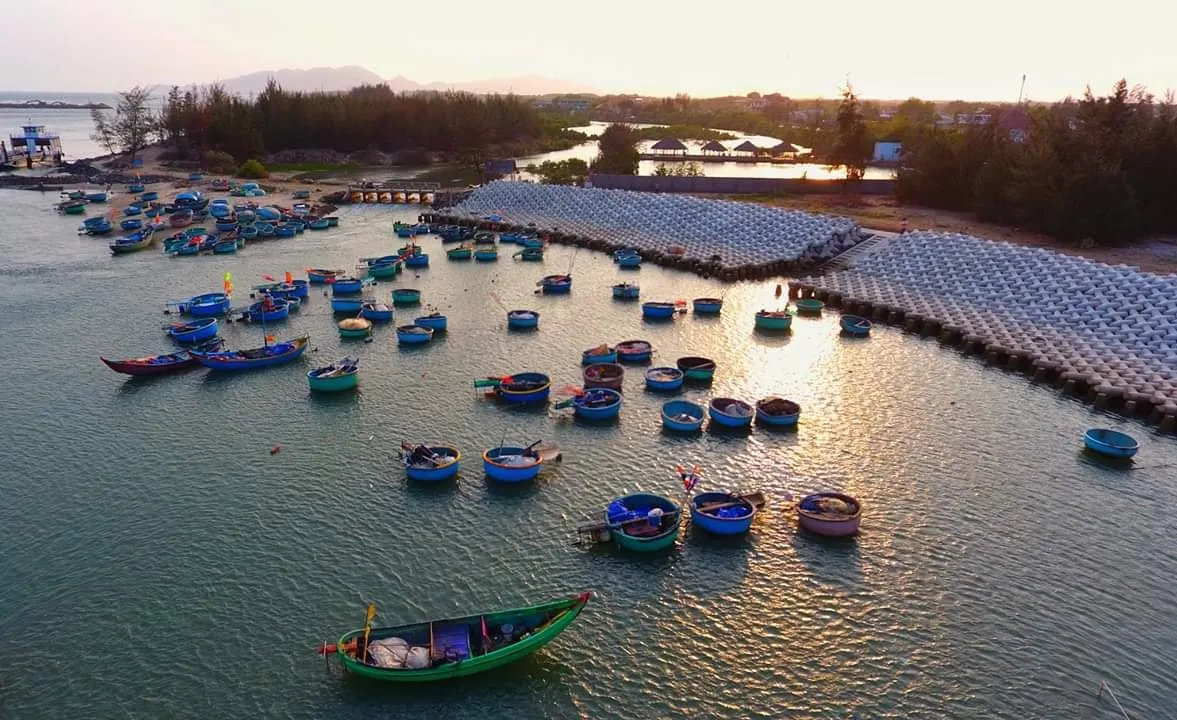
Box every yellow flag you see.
[365,603,376,623]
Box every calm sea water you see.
[0,189,1174,719]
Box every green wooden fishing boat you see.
[324,593,590,682]
[447,246,473,260]
[795,297,824,314]
[368,262,400,279]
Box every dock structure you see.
[343,180,459,206]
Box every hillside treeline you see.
[158,81,579,162]
[897,81,1177,244]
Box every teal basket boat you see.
[307,358,359,392]
[604,493,682,552]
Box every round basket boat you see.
[690,492,757,535]
[307,359,359,392]
[709,398,754,428]
[1083,428,1139,459]
[676,356,716,382]
[396,324,434,345]
[661,400,704,432]
[338,318,373,338]
[583,363,624,390]
[795,298,824,314]
[755,397,801,427]
[482,446,542,483]
[644,367,684,392]
[796,492,861,537]
[403,445,461,481]
[606,493,681,552]
[573,388,622,420]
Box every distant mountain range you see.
[157,66,598,97]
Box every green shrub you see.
[236,159,269,179]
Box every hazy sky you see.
[5,0,1176,100]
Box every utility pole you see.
[1017,74,1027,104]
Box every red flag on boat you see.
[284,271,293,284]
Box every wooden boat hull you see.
[396,325,433,344]
[507,311,539,330]
[495,373,551,404]
[645,367,684,392]
[101,353,198,376]
[583,363,624,390]
[332,298,364,313]
[840,314,872,336]
[690,492,756,535]
[797,492,861,537]
[661,400,704,432]
[693,298,723,315]
[709,399,754,428]
[404,446,460,481]
[307,368,359,392]
[167,318,219,343]
[755,313,792,331]
[392,290,421,306]
[190,336,309,371]
[414,315,447,331]
[1083,428,1139,458]
[483,447,542,482]
[573,389,622,420]
[607,493,681,552]
[334,593,589,682]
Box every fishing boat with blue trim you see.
[540,274,572,294]
[1083,428,1139,459]
[709,398,754,428]
[644,367,684,392]
[840,314,873,336]
[796,492,862,537]
[690,490,765,536]
[479,372,551,405]
[579,493,681,552]
[189,335,309,372]
[568,388,622,420]
[612,282,640,300]
[396,324,434,345]
[165,317,219,343]
[414,313,447,332]
[755,397,801,427]
[661,400,704,432]
[581,345,617,365]
[481,441,560,482]
[507,310,539,330]
[360,302,395,322]
[616,340,653,364]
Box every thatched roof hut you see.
[700,139,727,154]
[650,138,688,155]
[732,140,762,155]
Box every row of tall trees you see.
[897,80,1177,244]
[147,82,571,161]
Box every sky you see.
[4,0,1177,101]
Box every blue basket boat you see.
[414,313,447,331]
[405,253,430,268]
[123,204,142,217]
[360,302,395,322]
[331,297,363,314]
[612,282,640,300]
[127,183,145,194]
[755,397,801,427]
[307,357,359,392]
[396,324,434,345]
[178,292,231,317]
[507,310,540,330]
[482,446,543,483]
[616,340,653,364]
[307,269,340,285]
[402,443,461,482]
[308,217,329,230]
[690,491,761,536]
[642,301,679,319]
[332,276,364,295]
[120,218,143,231]
[693,297,723,315]
[617,253,641,269]
[573,388,622,420]
[239,225,258,240]
[495,372,551,404]
[213,240,237,254]
[189,335,309,372]
[541,274,572,294]
[289,279,309,298]
[274,224,297,238]
[605,494,681,552]
[165,317,219,343]
[140,191,159,202]
[392,289,421,306]
[840,314,873,336]
[1083,428,1139,459]
[246,299,289,323]
[645,367,684,392]
[613,248,639,263]
[582,345,618,365]
[474,247,499,262]
[661,400,704,432]
[709,398,754,428]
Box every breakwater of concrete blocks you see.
[790,231,1177,433]
[424,181,866,281]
